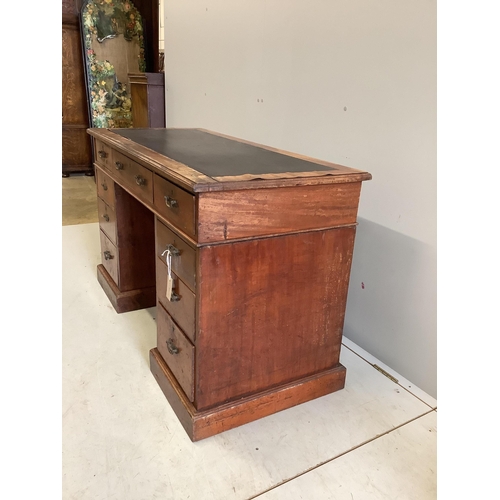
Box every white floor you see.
[62,223,437,500]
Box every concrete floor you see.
[62,173,98,226]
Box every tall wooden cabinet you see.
[62,0,93,177]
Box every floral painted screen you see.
[81,0,146,128]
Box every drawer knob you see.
[115,161,124,170]
[135,175,146,186]
[98,150,107,159]
[102,214,110,222]
[164,195,178,209]
[165,244,180,256]
[166,338,179,355]
[103,251,113,260]
[101,183,108,191]
[170,291,180,302]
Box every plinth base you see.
[97,264,156,313]
[149,347,346,441]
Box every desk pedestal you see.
[97,265,156,313]
[150,348,346,441]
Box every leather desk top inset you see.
[114,128,336,178]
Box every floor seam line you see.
[341,342,435,410]
[246,409,435,500]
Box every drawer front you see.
[157,259,196,343]
[157,303,195,401]
[97,198,117,245]
[94,139,113,170]
[153,174,196,238]
[96,168,115,208]
[113,150,153,204]
[156,219,196,292]
[99,229,119,285]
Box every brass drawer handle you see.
[165,244,180,256]
[103,251,113,260]
[115,161,124,170]
[98,150,107,159]
[102,214,110,222]
[166,338,179,355]
[135,175,146,186]
[164,195,178,209]
[101,182,108,191]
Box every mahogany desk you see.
[87,127,371,441]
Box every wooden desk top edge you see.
[87,127,372,193]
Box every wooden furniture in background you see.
[62,0,159,177]
[62,0,93,177]
[87,127,372,441]
[132,0,160,73]
[129,73,166,128]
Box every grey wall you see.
[163,0,437,397]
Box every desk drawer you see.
[153,174,196,238]
[157,259,196,343]
[97,198,117,245]
[156,219,196,292]
[96,168,115,208]
[99,229,119,285]
[94,140,113,170]
[157,303,195,402]
[113,150,153,204]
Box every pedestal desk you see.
[86,127,372,441]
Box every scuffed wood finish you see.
[153,174,196,239]
[89,127,371,439]
[113,150,154,205]
[157,304,195,402]
[94,140,114,171]
[150,348,346,441]
[155,219,197,292]
[195,226,355,410]
[87,128,218,193]
[157,260,196,343]
[99,230,119,284]
[87,128,372,193]
[95,168,115,208]
[97,198,117,244]
[197,181,362,243]
[97,265,156,314]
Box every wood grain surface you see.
[197,181,361,243]
[195,226,356,410]
[150,348,346,441]
[157,304,195,402]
